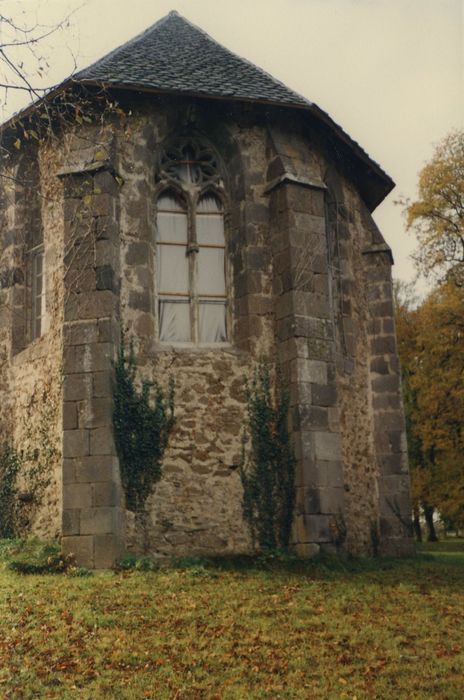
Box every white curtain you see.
[199,302,227,343]
[196,193,224,245]
[197,248,225,296]
[157,244,189,295]
[156,192,188,244]
[159,300,191,342]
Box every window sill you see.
[12,334,50,366]
[153,341,245,356]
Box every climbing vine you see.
[0,413,55,540]
[113,344,175,512]
[0,443,21,538]
[240,359,296,552]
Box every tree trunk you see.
[423,504,438,542]
[413,505,422,542]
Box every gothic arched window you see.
[156,138,227,344]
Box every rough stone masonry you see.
[0,11,414,567]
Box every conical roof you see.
[76,11,310,108]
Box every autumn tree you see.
[395,281,464,537]
[403,130,464,287]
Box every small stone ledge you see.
[57,160,119,179]
[264,172,327,194]
[362,243,394,265]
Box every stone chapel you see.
[0,11,414,567]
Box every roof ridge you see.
[161,11,312,109]
[74,11,174,80]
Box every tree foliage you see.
[404,130,464,286]
[239,360,296,552]
[395,281,464,531]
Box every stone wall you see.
[0,94,413,564]
[116,100,275,556]
[0,141,65,539]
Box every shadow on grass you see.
[2,538,464,591]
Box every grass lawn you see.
[1,540,463,699]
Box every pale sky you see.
[1,0,463,290]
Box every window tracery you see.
[158,137,222,188]
[155,138,227,344]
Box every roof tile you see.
[76,11,311,108]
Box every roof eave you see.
[0,77,394,210]
[78,78,395,210]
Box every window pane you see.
[159,300,191,342]
[196,214,224,245]
[157,192,185,211]
[31,250,44,340]
[197,247,225,296]
[197,193,222,213]
[157,244,189,294]
[196,194,224,245]
[156,211,188,243]
[34,253,43,275]
[199,302,227,343]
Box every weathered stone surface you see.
[63,373,92,401]
[93,534,124,568]
[74,456,118,483]
[0,90,412,566]
[62,534,94,567]
[63,483,92,510]
[89,427,115,456]
[63,430,90,458]
[80,507,119,535]
[313,431,342,461]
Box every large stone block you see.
[80,506,119,535]
[313,431,341,461]
[370,335,396,355]
[89,426,115,455]
[63,373,92,401]
[63,430,90,458]
[63,320,99,346]
[290,358,328,385]
[294,542,321,557]
[304,514,333,543]
[372,374,400,394]
[93,534,124,569]
[63,401,78,430]
[93,371,113,398]
[65,290,116,321]
[63,482,92,509]
[311,383,337,407]
[78,397,113,429]
[63,342,114,374]
[305,460,344,489]
[62,509,80,536]
[92,481,120,508]
[298,405,329,431]
[305,486,344,515]
[63,459,76,484]
[285,187,325,217]
[62,535,94,568]
[74,455,119,483]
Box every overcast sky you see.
[1,0,463,290]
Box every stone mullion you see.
[364,250,414,556]
[269,180,344,556]
[61,167,124,568]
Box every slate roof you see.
[0,10,394,210]
[76,11,310,109]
